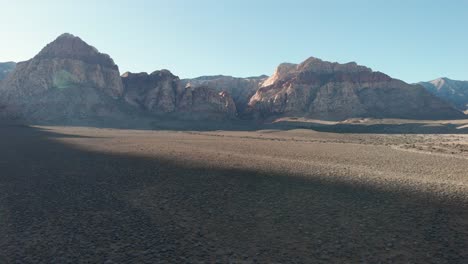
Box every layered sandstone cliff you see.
[248,57,464,120]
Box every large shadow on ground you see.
[0,124,467,263]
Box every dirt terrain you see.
[0,123,467,263]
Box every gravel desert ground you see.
[1,122,467,263]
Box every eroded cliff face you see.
[248,57,464,120]
[182,75,267,113]
[0,33,124,122]
[122,71,237,120]
[122,70,180,114]
[178,86,237,120]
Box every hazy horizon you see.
[1,0,467,82]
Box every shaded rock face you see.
[0,33,124,123]
[178,86,237,120]
[122,70,180,113]
[248,57,464,120]
[181,75,267,113]
[419,78,468,112]
[0,62,16,81]
[122,71,237,120]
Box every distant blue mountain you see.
[419,78,468,112]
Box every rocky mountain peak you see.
[429,77,451,90]
[2,33,123,98]
[35,33,116,69]
[150,69,178,79]
[426,77,468,91]
[297,57,372,74]
[261,63,297,87]
[420,77,468,111]
[0,33,125,122]
[261,57,374,88]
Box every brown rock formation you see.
[248,57,464,120]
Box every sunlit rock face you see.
[122,71,237,120]
[248,57,465,120]
[0,33,124,122]
[419,78,468,112]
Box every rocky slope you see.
[0,33,125,123]
[248,57,465,120]
[182,75,267,113]
[0,62,16,81]
[419,78,468,112]
[122,71,237,120]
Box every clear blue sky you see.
[1,0,467,82]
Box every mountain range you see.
[0,33,465,125]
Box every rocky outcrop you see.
[122,70,180,113]
[248,57,464,120]
[419,78,468,112]
[177,86,237,120]
[0,62,15,81]
[261,63,296,87]
[0,33,125,122]
[122,71,237,120]
[181,75,267,113]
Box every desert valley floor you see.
[1,121,468,263]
